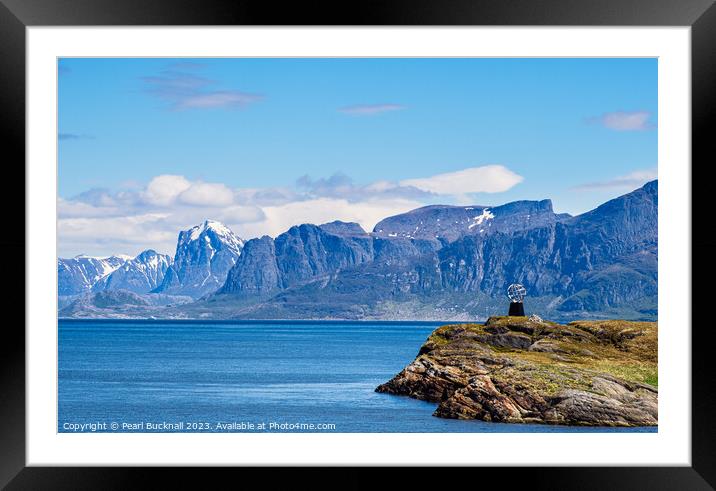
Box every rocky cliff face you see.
[218,235,280,295]
[93,249,172,294]
[155,220,244,298]
[219,222,374,295]
[376,316,657,427]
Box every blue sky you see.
[58,58,657,257]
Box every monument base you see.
[508,302,525,316]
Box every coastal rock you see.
[376,317,658,427]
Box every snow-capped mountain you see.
[93,250,172,294]
[154,220,244,298]
[58,254,130,296]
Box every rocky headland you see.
[376,316,657,427]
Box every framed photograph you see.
[2,0,714,487]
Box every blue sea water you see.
[58,320,656,433]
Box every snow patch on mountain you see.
[468,208,494,229]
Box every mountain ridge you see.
[58,181,658,321]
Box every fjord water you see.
[58,320,655,433]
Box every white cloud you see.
[58,213,176,256]
[364,180,398,192]
[217,205,266,224]
[143,175,191,206]
[142,175,238,207]
[572,168,657,191]
[296,173,431,202]
[58,165,524,257]
[58,175,263,256]
[58,198,119,218]
[400,165,523,195]
[339,104,405,116]
[590,111,653,131]
[239,197,423,238]
[178,182,235,207]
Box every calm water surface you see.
[58,320,656,433]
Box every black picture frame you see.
[1,0,714,488]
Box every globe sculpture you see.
[507,283,526,316]
[507,283,526,303]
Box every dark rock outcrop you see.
[376,317,658,427]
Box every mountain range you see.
[58,180,657,321]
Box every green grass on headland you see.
[425,317,658,390]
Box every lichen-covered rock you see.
[376,316,658,427]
